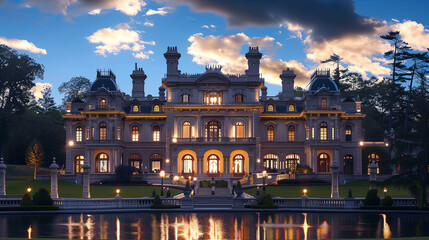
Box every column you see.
[110,148,114,173]
[50,157,59,199]
[330,160,339,198]
[310,148,315,172]
[0,158,6,196]
[198,156,204,175]
[369,161,377,189]
[224,156,230,176]
[82,164,91,199]
[196,156,199,176]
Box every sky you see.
[0,0,428,104]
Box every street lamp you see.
[116,188,120,194]
[303,188,308,196]
[383,187,388,198]
[262,170,267,192]
[26,187,32,193]
[160,170,165,197]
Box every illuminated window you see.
[85,127,89,140]
[76,126,83,142]
[235,121,245,138]
[311,127,315,139]
[182,94,189,103]
[116,127,121,140]
[150,154,162,173]
[267,125,274,142]
[332,127,335,140]
[317,153,330,173]
[267,104,274,112]
[129,153,142,169]
[285,154,300,172]
[320,122,327,140]
[233,154,244,173]
[182,154,194,173]
[99,122,107,140]
[91,127,94,140]
[288,125,295,142]
[153,126,160,142]
[205,121,221,141]
[132,126,139,142]
[208,154,220,173]
[96,153,109,173]
[263,154,278,171]
[205,91,222,105]
[153,105,160,112]
[99,98,106,110]
[321,98,327,109]
[288,105,295,112]
[345,125,352,141]
[344,155,353,174]
[367,153,380,174]
[182,122,191,138]
[132,105,139,112]
[74,155,85,174]
[235,94,243,103]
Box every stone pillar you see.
[0,158,6,196]
[49,157,59,199]
[369,161,377,189]
[82,164,91,199]
[330,160,339,198]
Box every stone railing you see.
[174,137,256,144]
[0,198,21,207]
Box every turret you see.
[280,68,296,99]
[159,86,165,101]
[245,47,262,77]
[164,46,181,77]
[131,63,147,98]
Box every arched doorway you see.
[182,154,194,174]
[150,153,162,173]
[205,121,221,141]
[128,153,142,169]
[317,153,330,173]
[367,153,380,174]
[263,154,278,172]
[233,154,244,174]
[285,154,300,173]
[74,155,85,174]
[208,154,220,174]
[344,155,354,174]
[95,153,109,173]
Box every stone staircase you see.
[193,187,233,209]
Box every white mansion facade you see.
[64,46,364,179]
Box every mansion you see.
[64,46,364,179]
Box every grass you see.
[245,181,424,198]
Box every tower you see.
[245,47,262,77]
[164,46,181,79]
[131,63,147,98]
[280,68,296,99]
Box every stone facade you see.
[64,46,364,179]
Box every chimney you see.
[130,63,147,98]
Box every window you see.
[267,104,274,112]
[205,121,221,141]
[205,91,222,105]
[235,122,245,138]
[153,105,160,112]
[367,153,380,174]
[311,127,315,139]
[132,105,139,112]
[74,155,85,173]
[344,155,353,174]
[345,125,352,142]
[116,127,121,140]
[153,126,160,142]
[129,153,142,169]
[285,154,300,172]
[321,98,327,109]
[263,154,278,171]
[208,154,220,173]
[182,94,189,103]
[99,98,106,110]
[91,127,95,140]
[288,105,295,112]
[235,94,243,103]
[99,122,107,140]
[182,122,191,138]
[182,154,194,173]
[332,127,335,140]
[112,127,115,141]
[86,127,90,140]
[132,126,139,142]
[150,154,162,173]
[317,153,330,173]
[320,122,327,140]
[96,153,109,173]
[267,125,274,142]
[233,154,244,173]
[288,125,295,142]
[76,126,83,142]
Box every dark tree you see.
[320,53,348,90]
[37,86,57,113]
[58,76,91,106]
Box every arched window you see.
[74,155,85,173]
[367,153,380,174]
[205,91,222,105]
[285,154,300,172]
[205,121,221,141]
[235,94,243,103]
[99,98,106,109]
[153,105,160,112]
[344,155,354,174]
[267,125,274,142]
[235,121,245,138]
[267,104,274,112]
[182,94,189,103]
[345,125,352,142]
[76,126,83,142]
[288,105,295,112]
[182,154,194,173]
[182,122,191,138]
[317,153,330,173]
[129,153,142,169]
[150,154,162,173]
[131,126,139,142]
[288,125,295,142]
[96,153,109,173]
[132,105,139,112]
[263,154,278,171]
[208,154,220,173]
[153,126,160,142]
[320,122,327,140]
[233,154,244,173]
[321,98,327,109]
[99,122,107,140]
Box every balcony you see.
[174,137,256,144]
[88,105,117,111]
[85,140,124,146]
[306,139,340,145]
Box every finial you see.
[0,158,3,163]
[135,62,137,70]
[53,157,56,163]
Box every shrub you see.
[32,188,53,206]
[277,179,300,185]
[296,164,313,174]
[215,180,227,188]
[21,193,33,207]
[364,189,380,206]
[236,181,242,189]
[153,195,162,206]
[382,195,393,206]
[115,165,135,183]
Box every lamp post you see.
[303,188,308,196]
[262,170,267,193]
[26,187,32,193]
[160,170,165,197]
[383,187,388,198]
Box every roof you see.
[89,76,120,92]
[306,76,338,92]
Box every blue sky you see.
[1,0,428,103]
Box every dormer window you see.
[288,104,295,112]
[235,94,243,103]
[132,105,139,112]
[267,104,274,112]
[204,91,222,105]
[321,98,327,109]
[154,105,160,112]
[182,94,190,103]
[99,98,106,110]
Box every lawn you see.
[245,181,422,198]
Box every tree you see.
[58,76,91,106]
[25,139,44,179]
[320,53,348,90]
[37,86,57,113]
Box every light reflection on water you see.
[0,211,427,239]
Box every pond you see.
[0,211,428,239]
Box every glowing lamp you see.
[303,188,308,195]
[385,143,389,147]
[193,177,197,181]
[116,188,120,194]
[359,141,364,146]
[160,170,165,178]
[166,159,170,163]
[26,187,32,193]
[68,140,74,147]
[172,138,177,143]
[173,176,179,181]
[383,188,388,193]
[262,170,267,177]
[256,158,261,163]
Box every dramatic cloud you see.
[0,36,47,54]
[87,26,155,58]
[391,20,429,51]
[187,33,310,86]
[162,0,380,42]
[31,82,52,101]
[145,6,171,16]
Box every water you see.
[0,211,428,239]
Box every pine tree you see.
[320,53,348,90]
[25,139,44,179]
[38,86,57,113]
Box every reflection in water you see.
[27,225,32,239]
[317,221,329,239]
[65,214,95,239]
[173,214,203,240]
[302,213,309,240]
[381,214,391,239]
[209,216,223,240]
[116,217,120,240]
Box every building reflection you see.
[27,225,32,239]
[381,214,391,239]
[65,214,95,239]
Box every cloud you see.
[0,37,47,54]
[187,33,310,86]
[31,82,52,101]
[87,26,155,58]
[391,20,429,51]
[202,24,216,30]
[133,50,154,59]
[145,6,171,16]
[143,21,154,27]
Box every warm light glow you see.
[172,137,177,143]
[173,176,179,181]
[256,158,260,163]
[359,141,364,146]
[267,175,272,179]
[303,188,308,194]
[68,140,74,147]
[193,177,197,181]
[385,143,389,147]
[383,188,388,193]
[26,187,32,193]
[116,188,120,194]
[160,170,165,178]
[262,170,267,176]
[28,225,32,239]
[166,159,170,163]
[381,214,392,239]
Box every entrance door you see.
[208,154,219,173]
[317,153,330,173]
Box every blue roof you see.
[307,77,338,92]
[90,77,120,92]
